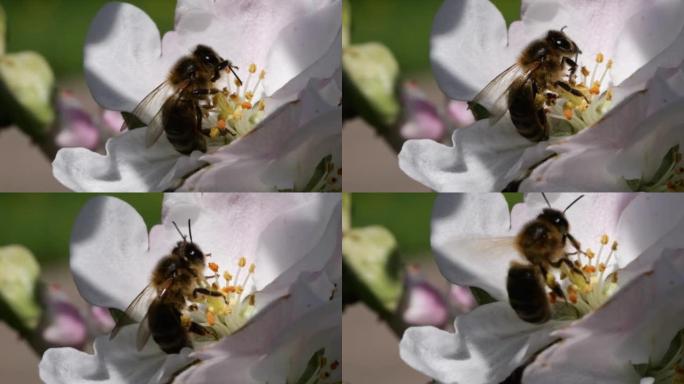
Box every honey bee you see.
[110,220,221,353]
[122,45,242,154]
[506,194,587,323]
[472,28,585,141]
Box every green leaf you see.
[0,245,42,330]
[342,0,351,48]
[342,193,351,233]
[294,348,325,384]
[303,154,333,192]
[342,42,400,129]
[343,226,402,313]
[0,51,56,139]
[0,4,6,55]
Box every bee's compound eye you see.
[204,55,214,64]
[556,39,571,50]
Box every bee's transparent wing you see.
[136,310,152,351]
[109,283,159,340]
[471,63,536,125]
[121,81,175,132]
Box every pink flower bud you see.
[400,82,447,141]
[41,285,87,348]
[401,265,449,327]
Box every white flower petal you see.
[39,325,192,384]
[84,2,164,111]
[431,0,510,100]
[264,0,341,96]
[431,193,517,300]
[400,302,560,384]
[70,196,155,311]
[523,249,684,384]
[399,119,542,192]
[52,128,205,192]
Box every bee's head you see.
[180,241,206,266]
[193,45,229,80]
[546,29,581,55]
[538,208,570,235]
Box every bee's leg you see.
[554,80,589,103]
[551,257,589,284]
[538,264,566,301]
[193,287,228,304]
[563,56,578,83]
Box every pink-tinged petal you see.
[52,128,205,192]
[89,306,115,334]
[84,2,165,112]
[431,0,510,100]
[41,285,88,348]
[55,92,100,150]
[523,249,684,384]
[400,82,446,141]
[401,266,449,327]
[69,196,155,311]
[449,285,476,314]
[101,110,124,135]
[39,325,193,384]
[400,302,561,384]
[446,100,475,129]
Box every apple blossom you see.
[52,0,341,192]
[400,193,684,383]
[399,0,684,191]
[39,193,340,383]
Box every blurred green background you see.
[348,0,521,74]
[0,194,162,265]
[350,193,522,260]
[2,0,175,78]
[1,0,521,78]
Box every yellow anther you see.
[206,310,216,326]
[208,262,219,273]
[236,286,244,295]
[563,102,574,120]
[234,79,242,87]
[606,59,613,69]
[596,53,604,63]
[586,249,595,259]
[590,81,601,95]
[241,101,253,109]
[257,100,266,111]
[238,257,247,267]
[598,262,606,272]
[223,271,233,281]
[248,63,257,73]
[581,66,590,77]
[248,294,255,306]
[583,265,596,274]
[605,89,613,101]
[230,93,239,100]
[259,70,266,79]
[611,241,618,251]
[249,263,256,273]
[244,91,254,101]
[601,234,609,245]
[209,127,221,139]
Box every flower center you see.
[625,144,684,192]
[182,257,258,344]
[634,330,684,384]
[550,233,620,318]
[546,53,614,137]
[293,348,341,384]
[204,63,267,149]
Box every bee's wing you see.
[471,63,537,124]
[135,310,152,351]
[109,283,159,340]
[121,81,175,132]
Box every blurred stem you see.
[0,281,50,355]
[343,259,408,338]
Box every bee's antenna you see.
[187,219,193,243]
[227,62,243,86]
[542,193,551,208]
[563,195,585,214]
[172,221,186,241]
